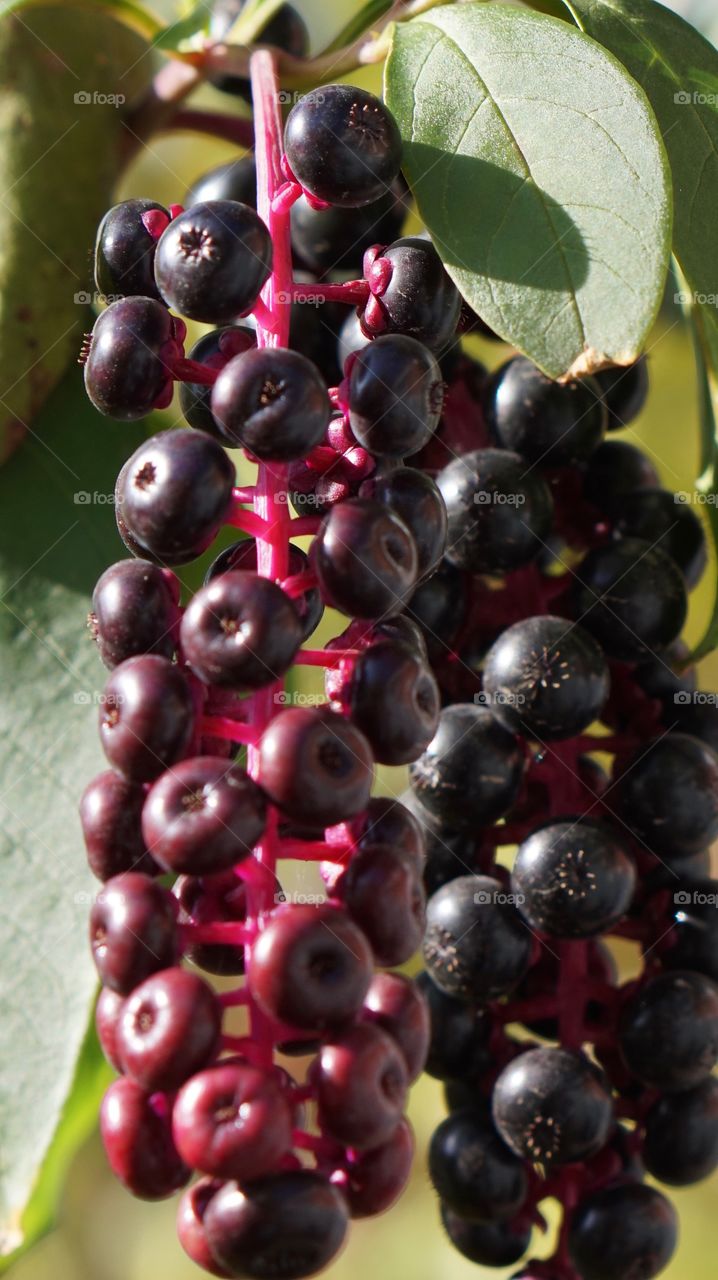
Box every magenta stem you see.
[289,280,370,305]
[233,485,257,504]
[200,716,259,745]
[294,648,361,667]
[278,839,352,862]
[173,357,218,385]
[168,108,255,149]
[272,182,302,215]
[226,505,272,538]
[219,988,250,1008]
[242,49,294,1068]
[281,570,318,598]
[290,515,323,535]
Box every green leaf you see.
[0,1024,112,1271]
[0,0,162,40]
[0,8,152,461]
[384,2,672,380]
[153,2,210,52]
[322,0,395,54]
[559,0,718,358]
[0,364,152,1258]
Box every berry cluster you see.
[79,60,440,1279]
[407,338,718,1275]
[77,33,718,1280]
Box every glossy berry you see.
[173,1063,293,1180]
[204,1171,349,1280]
[362,236,461,351]
[343,641,440,765]
[643,1078,718,1186]
[80,770,157,880]
[206,538,322,641]
[141,756,266,874]
[95,987,125,1071]
[339,1117,414,1218]
[181,571,302,690]
[568,1183,677,1280]
[116,967,221,1092]
[571,537,687,661]
[90,559,177,668]
[492,1047,613,1166]
[583,438,659,513]
[154,201,272,322]
[482,615,609,740]
[429,1109,528,1222]
[345,794,426,865]
[177,1178,231,1277]
[512,819,635,938]
[99,654,194,782]
[260,706,373,825]
[664,878,718,981]
[594,355,649,430]
[438,449,554,574]
[362,972,430,1082]
[116,430,234,565]
[415,971,493,1081]
[211,346,330,459]
[94,199,167,300]
[348,335,444,458]
[209,0,308,98]
[187,153,257,206]
[633,636,696,712]
[284,84,402,207]
[406,558,467,661]
[290,186,404,274]
[334,842,425,966]
[89,871,177,993]
[314,1022,408,1150]
[441,1206,532,1268]
[613,733,718,858]
[179,325,255,435]
[175,872,248,976]
[250,903,373,1030]
[484,356,606,467]
[410,704,525,829]
[311,498,418,619]
[84,297,174,420]
[619,969,718,1091]
[360,468,447,578]
[613,487,707,589]
[100,1077,189,1199]
[423,874,532,1001]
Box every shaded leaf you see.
[0,8,152,460]
[0,364,153,1256]
[384,2,672,379]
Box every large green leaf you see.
[384,2,672,379]
[0,8,152,461]
[561,0,718,368]
[0,365,151,1258]
[0,0,162,39]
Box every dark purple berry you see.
[116,430,235,565]
[142,756,266,874]
[359,467,447,578]
[340,1118,414,1218]
[90,559,178,668]
[441,1206,532,1268]
[311,497,418,618]
[362,972,429,1082]
[492,1047,614,1166]
[438,449,554,574]
[423,874,532,1002]
[173,1063,293,1180]
[179,325,255,435]
[94,198,168,300]
[175,871,248,976]
[259,706,373,826]
[90,871,177,993]
[429,1109,528,1222]
[284,84,402,207]
[211,347,330,460]
[315,1022,408,1149]
[95,986,125,1071]
[343,641,440,765]
[177,1178,231,1277]
[612,733,718,859]
[484,355,606,467]
[619,969,718,1092]
[568,1182,677,1280]
[98,655,194,782]
[290,186,405,274]
[348,335,444,458]
[84,297,174,420]
[80,770,157,880]
[181,571,302,689]
[334,842,425,966]
[154,201,272,322]
[613,488,707,589]
[187,153,257,205]
[209,0,308,99]
[410,704,525,829]
[363,236,461,351]
[206,538,323,641]
[643,1078,718,1186]
[594,355,649,430]
[512,819,635,938]
[572,538,687,661]
[100,1077,189,1199]
[116,966,221,1092]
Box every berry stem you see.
[226,505,272,537]
[294,648,362,666]
[172,358,219,385]
[199,716,260,745]
[281,570,318,597]
[167,109,255,149]
[289,280,371,305]
[290,515,322,535]
[278,839,353,862]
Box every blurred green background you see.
[8,0,718,1276]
